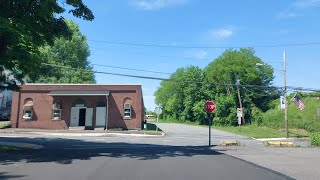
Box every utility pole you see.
[236,79,245,125]
[284,50,289,138]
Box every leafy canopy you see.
[36,20,95,83]
[0,0,94,90]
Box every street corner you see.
[264,141,299,147]
[219,140,240,146]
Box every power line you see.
[88,39,320,49]
[92,64,171,75]
[42,63,320,92]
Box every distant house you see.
[11,84,144,130]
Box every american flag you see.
[291,95,305,110]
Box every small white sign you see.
[237,108,243,117]
[155,106,162,115]
[280,96,286,110]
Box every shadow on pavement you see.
[0,172,26,180]
[0,137,221,165]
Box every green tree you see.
[0,0,94,90]
[155,66,204,122]
[36,20,95,83]
[205,48,277,124]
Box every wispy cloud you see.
[131,0,188,10]
[209,27,234,40]
[193,50,208,59]
[278,0,320,18]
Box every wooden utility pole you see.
[236,80,245,125]
[284,50,289,138]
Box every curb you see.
[264,141,299,147]
[219,140,240,146]
[17,131,165,137]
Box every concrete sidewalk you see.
[0,128,164,137]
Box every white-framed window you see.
[124,103,131,118]
[52,103,62,120]
[23,98,33,120]
[23,109,33,120]
[52,109,62,120]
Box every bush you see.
[251,106,263,125]
[310,132,320,146]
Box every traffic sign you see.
[237,108,243,117]
[155,106,162,115]
[204,101,216,113]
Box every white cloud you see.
[278,0,320,18]
[193,50,208,59]
[131,0,188,10]
[209,27,234,40]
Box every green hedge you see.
[310,132,320,146]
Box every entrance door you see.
[70,107,80,127]
[85,108,93,127]
[96,107,106,127]
[79,108,86,126]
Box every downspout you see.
[105,94,109,130]
[16,91,21,128]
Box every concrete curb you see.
[0,141,43,149]
[264,141,299,147]
[219,140,240,146]
[17,131,165,137]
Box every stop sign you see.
[204,101,216,113]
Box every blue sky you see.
[65,0,320,110]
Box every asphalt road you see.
[0,124,294,180]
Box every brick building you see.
[10,84,144,130]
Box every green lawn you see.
[142,123,162,132]
[214,125,310,139]
[159,119,310,139]
[0,121,11,129]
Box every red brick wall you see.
[10,84,143,130]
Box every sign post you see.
[237,108,242,128]
[204,101,216,147]
[155,106,162,132]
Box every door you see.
[79,108,86,126]
[85,108,93,126]
[70,107,80,127]
[95,107,106,127]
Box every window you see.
[52,103,62,120]
[124,103,131,118]
[23,110,33,120]
[123,98,132,119]
[23,98,33,120]
[52,109,61,120]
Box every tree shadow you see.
[0,172,26,180]
[0,137,221,165]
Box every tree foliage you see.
[155,48,278,125]
[0,0,94,90]
[36,20,95,83]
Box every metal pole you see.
[156,115,158,132]
[208,113,211,147]
[284,50,289,138]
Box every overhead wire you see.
[42,63,320,92]
[88,39,320,49]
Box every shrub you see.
[310,132,320,146]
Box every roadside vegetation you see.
[155,48,320,140]
[0,121,11,129]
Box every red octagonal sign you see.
[204,101,216,113]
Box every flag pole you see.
[284,50,289,138]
